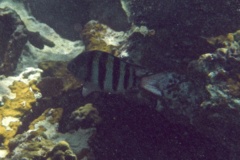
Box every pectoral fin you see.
[82,82,101,97]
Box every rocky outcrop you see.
[0,80,39,156]
[0,7,54,75]
[67,103,102,129]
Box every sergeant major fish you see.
[67,50,162,97]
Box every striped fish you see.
[68,50,154,96]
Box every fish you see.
[67,50,162,97]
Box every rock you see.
[189,30,240,110]
[46,141,77,160]
[0,7,54,75]
[7,108,63,160]
[7,107,93,159]
[0,80,39,153]
[124,0,240,72]
[68,103,102,129]
[81,20,129,54]
[187,29,240,158]
[0,7,28,75]
[37,61,83,98]
[25,30,55,49]
[8,132,55,160]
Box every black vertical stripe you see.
[112,57,120,91]
[132,69,137,87]
[85,52,95,81]
[98,52,108,90]
[124,64,130,89]
[128,67,134,89]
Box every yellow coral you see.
[28,108,63,130]
[71,103,102,128]
[206,33,234,46]
[29,80,40,92]
[46,141,77,160]
[0,81,38,152]
[81,21,117,54]
[226,77,240,97]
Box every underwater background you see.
[0,0,240,159]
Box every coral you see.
[0,80,39,155]
[68,103,102,129]
[81,20,129,56]
[7,107,94,159]
[81,21,115,53]
[28,108,63,131]
[187,31,240,158]
[7,108,63,159]
[8,131,55,160]
[206,33,234,46]
[46,141,77,160]
[224,74,240,97]
[189,29,240,110]
[81,21,155,57]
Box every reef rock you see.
[144,72,207,123]
[46,141,77,160]
[0,7,54,75]
[7,108,63,159]
[8,132,55,160]
[7,107,95,159]
[9,137,76,160]
[81,20,130,55]
[120,0,240,72]
[37,61,82,96]
[186,30,240,158]
[36,61,83,115]
[189,30,240,110]
[0,80,39,157]
[67,103,102,129]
